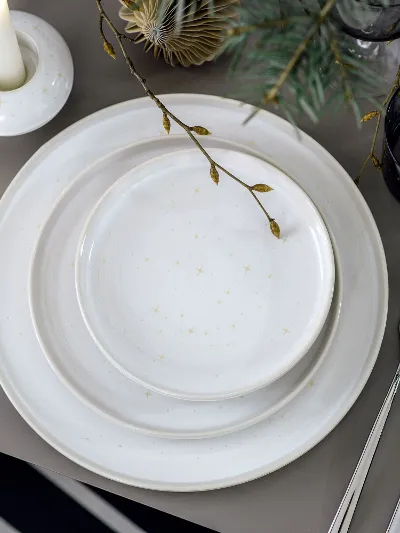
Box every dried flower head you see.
[120,0,140,11]
[119,0,239,67]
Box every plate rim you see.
[75,146,335,401]
[28,136,340,438]
[0,93,388,491]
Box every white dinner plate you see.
[29,138,337,438]
[76,148,334,401]
[0,95,387,491]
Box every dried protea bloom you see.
[119,0,239,67]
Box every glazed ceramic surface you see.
[0,95,387,490]
[76,148,334,400]
[0,12,73,136]
[30,138,337,438]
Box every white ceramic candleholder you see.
[0,11,73,136]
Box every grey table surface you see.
[1,1,400,532]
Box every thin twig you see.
[95,0,279,237]
[355,65,400,185]
[330,37,353,103]
[263,0,337,104]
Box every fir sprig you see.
[124,1,391,126]
[220,0,390,125]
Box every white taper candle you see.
[0,0,25,90]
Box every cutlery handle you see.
[328,363,400,533]
[387,496,400,532]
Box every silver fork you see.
[328,321,400,533]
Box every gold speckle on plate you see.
[175,260,180,265]
[194,234,199,239]
[145,257,149,262]
[231,324,236,329]
[268,274,272,279]
[102,259,107,264]
[42,88,48,94]
[188,328,194,335]
[158,355,165,360]
[196,266,204,276]
[57,72,63,78]
[204,331,208,336]
[243,264,251,274]
[153,305,160,314]
[194,188,200,194]
[308,379,315,388]
[283,328,290,334]
[145,391,151,398]
[225,289,231,295]
[217,299,222,304]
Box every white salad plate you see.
[0,94,387,491]
[76,148,334,401]
[29,138,337,438]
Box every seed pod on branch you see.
[270,220,280,239]
[210,164,219,185]
[162,113,171,134]
[103,39,116,59]
[251,184,273,192]
[361,111,379,123]
[191,126,211,135]
[371,155,382,170]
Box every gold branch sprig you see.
[95,0,280,239]
[356,66,400,186]
[330,36,354,104]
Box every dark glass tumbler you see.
[334,1,400,42]
[382,89,400,201]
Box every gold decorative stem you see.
[330,37,353,102]
[95,0,280,238]
[356,66,400,185]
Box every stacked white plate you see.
[0,94,388,491]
